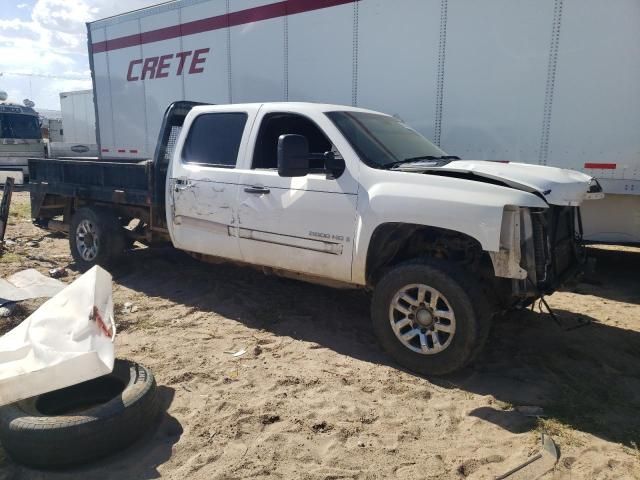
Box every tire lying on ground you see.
[0,359,159,469]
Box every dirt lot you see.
[0,191,639,479]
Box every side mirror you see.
[324,152,346,178]
[277,134,310,177]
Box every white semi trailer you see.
[87,0,640,243]
[48,90,99,158]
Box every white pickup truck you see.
[29,102,603,374]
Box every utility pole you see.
[0,72,89,81]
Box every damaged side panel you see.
[166,104,260,261]
[489,206,548,300]
[169,175,243,261]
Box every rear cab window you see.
[182,112,248,167]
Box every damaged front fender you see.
[488,206,535,281]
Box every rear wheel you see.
[372,259,492,376]
[69,207,125,271]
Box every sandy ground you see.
[0,191,639,479]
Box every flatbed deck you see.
[29,157,152,207]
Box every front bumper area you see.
[520,205,586,297]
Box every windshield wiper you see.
[384,155,460,169]
[404,155,460,162]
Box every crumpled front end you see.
[490,204,585,305]
[523,205,585,294]
[417,160,605,206]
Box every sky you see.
[0,0,160,110]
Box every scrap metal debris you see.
[495,433,558,479]
[0,302,16,318]
[122,302,138,314]
[48,267,68,279]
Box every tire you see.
[0,359,159,469]
[69,207,126,271]
[371,259,492,376]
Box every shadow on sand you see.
[106,245,640,448]
[569,246,640,305]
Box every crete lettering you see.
[126,48,210,81]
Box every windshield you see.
[326,111,448,168]
[0,113,41,139]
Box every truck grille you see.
[532,215,548,283]
[530,206,581,291]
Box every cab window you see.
[252,113,337,170]
[182,112,247,167]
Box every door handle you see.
[174,178,193,192]
[244,186,270,194]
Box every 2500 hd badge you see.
[309,231,348,243]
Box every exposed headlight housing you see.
[585,178,605,200]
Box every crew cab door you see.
[167,105,259,260]
[236,109,359,283]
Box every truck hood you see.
[398,160,603,206]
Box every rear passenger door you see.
[168,106,259,260]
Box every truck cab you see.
[29,102,602,375]
[0,98,44,179]
[168,103,600,290]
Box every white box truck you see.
[85,0,639,243]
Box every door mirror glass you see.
[277,134,310,177]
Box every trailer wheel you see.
[371,259,492,376]
[69,207,125,271]
[0,359,159,469]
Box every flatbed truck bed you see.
[28,102,198,244]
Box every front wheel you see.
[371,259,492,376]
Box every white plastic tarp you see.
[0,266,115,407]
[0,268,66,305]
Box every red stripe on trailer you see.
[129,149,138,153]
[584,163,616,169]
[101,148,109,152]
[92,0,358,53]
[118,149,126,153]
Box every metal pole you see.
[0,177,15,243]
